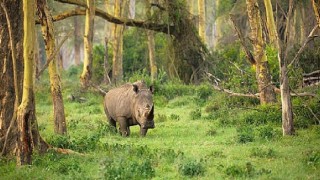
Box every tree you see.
[111,0,125,84]
[0,0,23,156]
[37,0,67,135]
[264,0,277,46]
[53,0,208,83]
[80,0,95,88]
[198,0,206,43]
[245,0,276,104]
[146,0,157,81]
[74,6,81,66]
[17,0,48,165]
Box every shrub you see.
[196,83,213,101]
[170,114,180,121]
[237,126,255,143]
[190,108,201,120]
[178,159,205,177]
[250,147,276,158]
[256,125,281,140]
[240,104,281,126]
[224,162,271,178]
[304,150,320,167]
[155,113,168,123]
[206,127,217,136]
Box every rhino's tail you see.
[90,83,108,96]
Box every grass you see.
[1,69,320,179]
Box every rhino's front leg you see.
[140,128,148,137]
[118,117,129,137]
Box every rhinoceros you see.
[103,81,155,137]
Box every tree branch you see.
[36,31,72,78]
[52,0,174,34]
[287,25,319,69]
[230,14,256,65]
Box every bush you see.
[250,147,276,158]
[170,114,180,121]
[237,126,255,143]
[155,113,168,123]
[178,159,205,177]
[189,108,201,120]
[240,104,281,126]
[224,162,271,178]
[292,98,320,129]
[304,150,320,167]
[256,125,281,140]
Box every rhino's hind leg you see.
[117,117,129,137]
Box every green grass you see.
[1,69,320,179]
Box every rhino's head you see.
[133,83,155,132]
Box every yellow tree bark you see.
[198,0,206,43]
[37,0,67,135]
[246,0,276,104]
[263,0,277,45]
[112,0,124,85]
[80,0,95,88]
[146,0,157,81]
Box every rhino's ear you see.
[133,84,139,93]
[149,85,154,94]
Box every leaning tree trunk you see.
[17,0,49,165]
[37,0,67,135]
[0,0,23,156]
[246,0,276,104]
[80,0,95,88]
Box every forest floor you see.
[1,68,320,179]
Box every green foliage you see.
[92,45,107,84]
[223,162,271,178]
[292,97,320,129]
[250,147,277,158]
[256,125,281,140]
[189,108,201,120]
[178,159,205,177]
[206,127,217,136]
[240,104,282,126]
[100,144,156,179]
[304,150,320,167]
[237,126,255,143]
[170,113,180,121]
[216,0,237,18]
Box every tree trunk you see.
[147,30,157,81]
[145,0,157,81]
[0,0,23,156]
[246,0,276,104]
[37,0,67,135]
[279,0,295,135]
[263,0,277,45]
[74,6,81,66]
[198,0,206,43]
[17,0,47,165]
[129,0,135,19]
[80,0,95,88]
[188,0,194,14]
[104,37,111,84]
[279,52,295,135]
[112,0,124,85]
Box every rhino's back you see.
[104,84,134,119]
